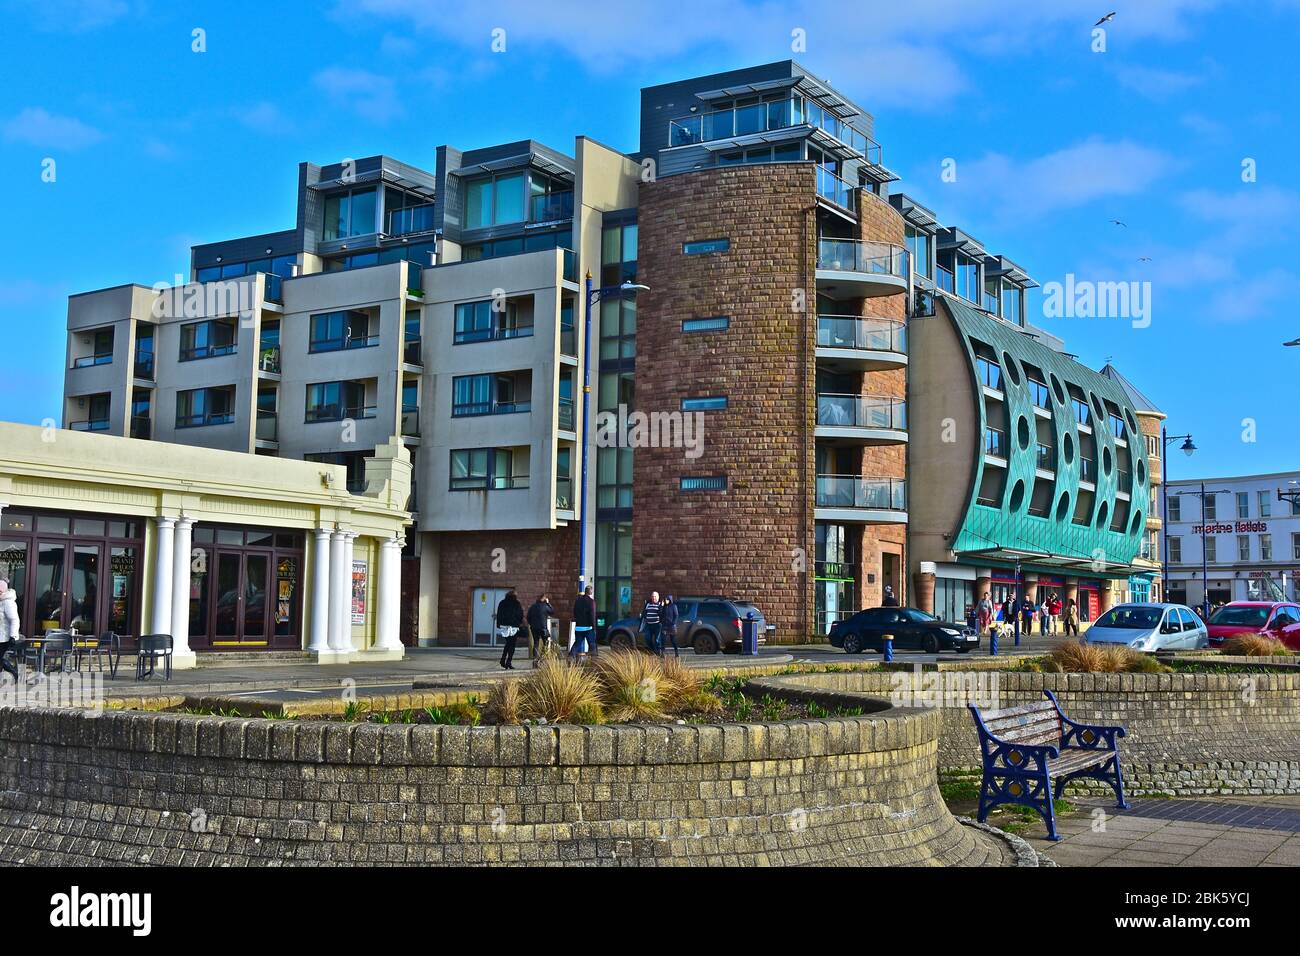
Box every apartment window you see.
[179,320,235,361]
[1259,490,1271,518]
[451,374,530,417]
[1293,532,1300,560]
[176,386,234,428]
[465,172,525,230]
[683,238,730,256]
[905,225,931,280]
[682,397,728,412]
[73,327,114,368]
[305,381,371,423]
[1146,435,1159,458]
[1168,536,1182,563]
[70,392,112,431]
[954,252,980,303]
[130,388,152,440]
[601,220,638,287]
[1238,535,1250,561]
[600,298,636,360]
[1168,496,1181,522]
[134,325,155,379]
[682,316,729,334]
[529,172,575,222]
[681,476,727,491]
[1261,534,1273,561]
[454,299,533,344]
[323,186,378,240]
[1071,397,1091,426]
[1001,283,1023,325]
[976,356,1002,390]
[1107,413,1126,441]
[1027,377,1050,409]
[309,310,375,352]
[1204,537,1217,563]
[450,448,525,491]
[1203,495,1217,520]
[384,187,434,236]
[1237,492,1250,519]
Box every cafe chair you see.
[78,632,121,678]
[135,634,174,681]
[29,632,74,674]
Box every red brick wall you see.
[634,164,817,638]
[435,526,578,646]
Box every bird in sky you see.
[1096,12,1117,26]
[1110,219,1127,228]
[1138,256,1152,262]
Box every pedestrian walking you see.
[661,594,680,657]
[1062,598,1079,637]
[976,592,993,636]
[1038,599,1050,635]
[571,585,597,661]
[1048,593,1063,635]
[882,585,900,607]
[0,579,18,682]
[639,591,663,656]
[1020,597,1036,635]
[526,592,554,667]
[496,589,525,670]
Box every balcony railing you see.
[406,261,424,295]
[555,477,574,511]
[666,96,877,160]
[264,273,283,304]
[387,204,434,236]
[815,475,907,512]
[305,404,377,424]
[936,264,955,293]
[558,397,575,431]
[817,315,906,354]
[309,333,378,353]
[1036,443,1056,471]
[401,405,419,437]
[72,353,113,369]
[976,357,1003,390]
[1109,416,1127,442]
[176,411,234,428]
[815,166,855,210]
[817,239,908,278]
[491,474,530,490]
[129,415,151,440]
[454,324,534,345]
[816,394,906,430]
[256,410,277,442]
[530,190,574,222]
[259,346,281,373]
[982,291,999,314]
[180,343,236,362]
[1080,458,1096,483]
[560,322,576,356]
[451,400,531,418]
[985,427,1007,458]
[404,337,422,365]
[133,354,155,379]
[69,418,110,432]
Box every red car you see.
[1206,601,1300,650]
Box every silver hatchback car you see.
[1084,602,1208,652]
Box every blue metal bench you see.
[968,689,1131,840]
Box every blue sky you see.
[1,0,1296,483]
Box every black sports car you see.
[828,606,979,654]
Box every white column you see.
[169,517,197,667]
[374,536,403,652]
[327,530,346,653]
[150,517,176,634]
[308,528,331,653]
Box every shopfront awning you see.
[953,539,1142,578]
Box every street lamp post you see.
[578,272,649,596]
[1160,429,1195,604]
[1170,481,1230,619]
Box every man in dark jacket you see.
[571,585,597,661]
[639,592,663,656]
[661,595,681,657]
[496,590,525,670]
[882,586,900,607]
[526,593,554,667]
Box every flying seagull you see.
[1110,219,1127,228]
[1138,256,1152,262]
[1285,338,1300,347]
[1095,12,1117,26]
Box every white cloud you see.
[7,0,132,32]
[235,101,292,134]
[2,107,104,149]
[312,68,403,124]
[1114,64,1205,99]
[1206,268,1299,322]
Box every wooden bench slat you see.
[985,711,1059,733]
[995,723,1061,746]
[981,701,1056,722]
[1049,749,1112,775]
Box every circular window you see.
[1137,459,1146,485]
[1125,408,1138,434]
[1050,374,1065,406]
[1009,479,1026,511]
[1102,446,1113,475]
[1056,493,1071,521]
[1096,501,1109,530]
[1130,512,1143,535]
[1017,416,1031,450]
[1002,353,1022,387]
[1063,432,1075,464]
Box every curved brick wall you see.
[0,703,1008,866]
[750,671,1300,795]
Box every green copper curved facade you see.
[943,298,1150,574]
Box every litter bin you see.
[741,612,760,656]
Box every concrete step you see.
[195,651,313,668]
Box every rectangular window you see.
[73,327,115,368]
[449,448,526,491]
[1238,535,1250,561]
[1237,492,1250,519]
[681,396,728,412]
[1205,537,1217,563]
[1204,495,1217,520]
[1293,532,1300,560]
[179,320,236,361]
[309,311,375,352]
[1259,490,1271,518]
[1168,496,1181,522]
[1002,284,1023,325]
[1261,534,1273,561]
[305,381,370,422]
[464,172,525,229]
[681,476,727,491]
[1168,536,1182,563]
[176,386,235,428]
[451,374,529,416]
[683,238,730,256]
[682,316,729,333]
[323,187,377,240]
[453,299,533,344]
[905,226,931,280]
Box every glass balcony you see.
[406,261,424,295]
[310,333,378,353]
[1036,443,1056,471]
[403,337,422,366]
[560,322,576,356]
[976,357,1003,391]
[264,273,283,304]
[72,353,113,369]
[817,316,906,354]
[1109,416,1127,441]
[558,397,575,431]
[491,474,530,490]
[451,399,531,418]
[815,475,907,512]
[259,346,281,373]
[815,166,855,210]
[70,419,111,432]
[401,405,419,437]
[816,394,906,431]
[134,354,155,379]
[817,238,908,278]
[985,427,1007,458]
[562,248,576,283]
[180,343,236,361]
[306,404,377,424]
[1080,458,1096,483]
[667,96,875,160]
[982,290,999,314]
[555,477,574,511]
[530,190,574,222]
[936,264,955,293]
[256,410,277,442]
[130,415,151,440]
[386,204,434,236]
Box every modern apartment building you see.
[59,58,1164,647]
[1164,471,1300,608]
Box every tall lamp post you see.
[1160,429,1195,603]
[1171,482,1230,619]
[578,272,649,595]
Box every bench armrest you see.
[1043,690,1126,750]
[968,705,1060,765]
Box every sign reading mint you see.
[683,238,730,255]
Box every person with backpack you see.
[639,591,663,656]
[526,593,554,667]
[496,590,525,670]
[661,595,680,658]
[571,585,597,661]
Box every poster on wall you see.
[351,560,367,625]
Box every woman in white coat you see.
[0,579,20,680]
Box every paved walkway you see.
[1023,795,1300,867]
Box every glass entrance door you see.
[212,551,272,645]
[31,541,102,636]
